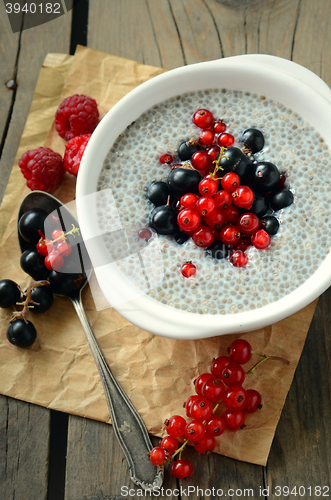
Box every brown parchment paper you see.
[0,46,318,466]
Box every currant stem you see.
[171,439,188,461]
[51,224,80,244]
[9,280,50,323]
[247,354,291,375]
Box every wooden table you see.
[1,1,331,499]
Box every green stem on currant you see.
[210,146,227,180]
[171,439,189,462]
[246,354,291,375]
[9,280,50,324]
[52,224,80,244]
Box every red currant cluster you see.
[149,338,290,479]
[36,225,80,272]
[148,107,294,272]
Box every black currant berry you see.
[174,231,190,245]
[252,161,280,192]
[250,193,268,218]
[20,249,48,280]
[18,209,48,244]
[6,319,37,348]
[270,189,294,211]
[260,215,280,235]
[30,286,54,313]
[241,128,265,153]
[149,206,178,235]
[167,168,201,196]
[177,139,201,161]
[48,267,86,296]
[218,147,253,181]
[0,279,21,308]
[207,241,232,260]
[147,181,170,206]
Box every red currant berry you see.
[222,409,246,431]
[160,436,179,454]
[192,226,215,248]
[213,190,233,210]
[193,109,214,129]
[233,238,252,252]
[36,238,53,256]
[205,415,226,437]
[198,129,215,147]
[232,186,254,210]
[185,395,203,417]
[251,229,271,250]
[221,363,245,386]
[191,150,212,172]
[204,173,220,186]
[160,153,173,164]
[196,196,216,217]
[177,209,200,232]
[204,210,226,230]
[223,205,240,223]
[223,385,247,410]
[211,356,232,378]
[213,121,226,134]
[44,251,64,271]
[194,434,216,455]
[55,241,72,257]
[149,446,166,466]
[51,228,65,240]
[229,339,252,364]
[278,173,287,189]
[221,172,240,193]
[244,389,262,413]
[229,250,248,268]
[179,193,199,210]
[194,373,215,396]
[190,399,213,421]
[171,459,193,479]
[184,420,206,441]
[237,213,260,236]
[138,228,153,241]
[181,262,197,278]
[207,145,221,162]
[201,378,225,402]
[220,225,240,246]
[164,415,186,437]
[199,178,218,197]
[217,133,234,147]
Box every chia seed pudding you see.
[96,89,331,315]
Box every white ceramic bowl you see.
[76,55,331,339]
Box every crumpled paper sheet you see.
[0,45,318,466]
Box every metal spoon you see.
[17,190,163,491]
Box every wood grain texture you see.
[0,10,72,204]
[0,396,50,500]
[64,418,177,500]
[265,288,331,498]
[0,2,22,148]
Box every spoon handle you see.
[70,294,163,490]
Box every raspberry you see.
[63,134,91,176]
[18,147,65,192]
[55,94,99,141]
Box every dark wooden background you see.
[1,1,331,499]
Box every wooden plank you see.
[64,417,177,500]
[0,396,50,500]
[0,2,22,146]
[265,287,331,498]
[0,10,72,204]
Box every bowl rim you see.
[76,55,331,339]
